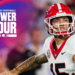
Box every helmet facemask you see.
[44,15,74,37]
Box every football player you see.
[0,3,75,75]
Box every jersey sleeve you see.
[43,36,54,57]
[43,38,48,56]
[72,44,75,55]
[70,35,75,55]
[66,35,75,55]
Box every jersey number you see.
[50,63,69,75]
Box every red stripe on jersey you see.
[50,35,73,59]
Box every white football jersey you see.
[43,35,75,75]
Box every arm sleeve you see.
[43,40,47,56]
[72,44,75,55]
[43,37,50,57]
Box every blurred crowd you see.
[0,0,75,75]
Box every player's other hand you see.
[0,70,18,75]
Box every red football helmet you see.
[44,3,74,37]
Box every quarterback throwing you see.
[0,3,75,75]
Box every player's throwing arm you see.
[0,53,48,75]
